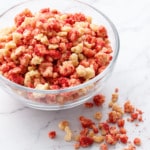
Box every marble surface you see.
[0,0,150,149]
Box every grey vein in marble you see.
[0,106,28,115]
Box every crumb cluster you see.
[48,88,143,150]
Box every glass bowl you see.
[0,0,119,110]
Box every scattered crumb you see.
[133,137,141,146]
[93,94,105,106]
[58,120,69,130]
[48,88,144,149]
[124,101,135,114]
[94,112,102,120]
[84,102,94,108]
[48,131,56,139]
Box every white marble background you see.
[0,0,150,150]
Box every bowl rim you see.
[0,0,120,94]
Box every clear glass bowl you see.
[0,0,119,110]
